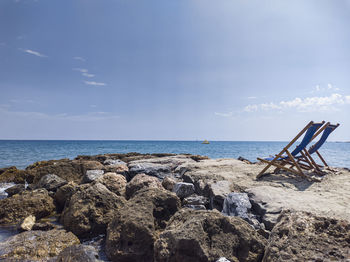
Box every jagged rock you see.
[104,159,126,166]
[126,173,163,199]
[0,188,55,224]
[82,170,104,183]
[5,184,25,197]
[95,172,126,197]
[56,244,101,262]
[18,215,36,231]
[35,174,67,192]
[61,183,126,238]
[222,192,262,229]
[103,163,129,176]
[154,209,267,262]
[0,229,80,261]
[106,188,180,262]
[32,221,58,231]
[128,162,172,179]
[54,181,78,212]
[173,182,195,199]
[209,180,232,211]
[263,211,350,261]
[183,194,209,207]
[80,160,105,171]
[162,176,176,191]
[0,166,30,183]
[216,258,231,262]
[184,204,206,210]
[26,159,85,184]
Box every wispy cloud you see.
[311,83,340,93]
[215,112,234,117]
[82,72,95,78]
[84,81,106,86]
[19,48,47,58]
[73,68,88,73]
[73,56,86,62]
[244,93,350,113]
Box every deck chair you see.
[293,122,339,171]
[256,121,325,179]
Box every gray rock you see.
[209,180,231,210]
[5,184,25,197]
[82,170,104,183]
[128,162,172,179]
[173,182,195,199]
[56,244,101,262]
[162,176,176,191]
[103,159,126,166]
[183,194,209,207]
[216,258,231,262]
[184,204,206,210]
[35,174,67,192]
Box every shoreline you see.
[0,152,349,261]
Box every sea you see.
[0,140,349,169]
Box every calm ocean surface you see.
[0,140,349,169]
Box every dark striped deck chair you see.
[256,121,325,180]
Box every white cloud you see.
[73,56,86,62]
[73,68,88,73]
[82,72,95,78]
[84,81,106,86]
[20,48,47,58]
[215,112,233,117]
[244,93,350,113]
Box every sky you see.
[1,0,350,141]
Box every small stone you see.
[19,215,36,231]
[82,170,104,183]
[173,182,195,199]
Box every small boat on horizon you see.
[202,140,210,144]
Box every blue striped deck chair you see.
[256,121,325,179]
[293,122,340,171]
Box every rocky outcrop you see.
[35,173,67,192]
[0,229,79,261]
[56,244,101,262]
[106,188,180,262]
[263,211,350,262]
[95,172,126,197]
[162,176,176,191]
[154,209,267,262]
[0,189,55,224]
[54,181,78,212]
[5,184,25,197]
[183,194,209,210]
[209,180,232,211]
[82,170,104,183]
[173,182,195,199]
[0,166,30,183]
[125,173,163,199]
[61,183,126,238]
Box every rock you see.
[216,258,231,262]
[95,172,126,197]
[80,160,105,171]
[183,194,209,207]
[222,193,263,230]
[128,162,172,179]
[104,159,126,166]
[0,189,55,224]
[126,173,163,199]
[18,215,36,231]
[209,180,232,211]
[56,244,101,262]
[162,176,176,191]
[0,166,30,184]
[0,229,80,261]
[106,188,181,262]
[184,204,206,210]
[154,209,267,262]
[54,181,78,212]
[263,211,350,262]
[173,182,195,199]
[5,184,25,197]
[238,156,253,164]
[32,221,58,231]
[26,159,85,184]
[82,170,104,183]
[61,183,126,238]
[103,163,129,176]
[35,173,67,191]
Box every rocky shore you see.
[0,152,349,261]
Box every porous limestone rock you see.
[125,173,163,199]
[18,215,36,231]
[173,182,195,199]
[35,173,67,192]
[95,172,126,197]
[56,244,101,262]
[82,170,104,183]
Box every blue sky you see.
[1,0,350,141]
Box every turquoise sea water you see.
[0,140,349,169]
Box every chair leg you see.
[285,150,308,179]
[316,150,328,167]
